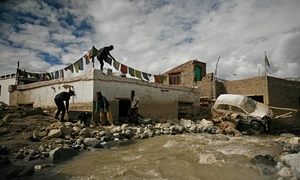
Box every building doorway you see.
[178,102,193,119]
[118,99,131,118]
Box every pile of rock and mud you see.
[1,104,300,179]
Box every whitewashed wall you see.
[93,70,200,120]
[11,70,94,110]
[10,69,201,120]
[0,77,15,105]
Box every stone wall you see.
[163,60,206,87]
[267,76,300,109]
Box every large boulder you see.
[79,128,90,138]
[288,137,300,145]
[161,123,171,129]
[83,138,101,148]
[280,152,300,178]
[60,126,72,136]
[197,119,214,132]
[121,124,128,131]
[251,154,277,167]
[47,129,62,139]
[49,147,78,163]
[180,119,194,127]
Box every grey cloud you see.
[0,0,300,80]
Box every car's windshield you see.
[241,98,257,113]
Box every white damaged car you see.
[211,94,275,133]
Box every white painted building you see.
[10,69,201,121]
[0,75,16,105]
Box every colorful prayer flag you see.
[68,64,74,73]
[135,70,142,79]
[106,57,112,65]
[73,61,79,73]
[78,58,84,70]
[59,69,64,79]
[154,75,160,83]
[113,60,120,70]
[142,72,150,81]
[46,73,51,80]
[159,75,166,83]
[84,54,90,65]
[55,71,59,79]
[129,67,135,77]
[120,64,128,74]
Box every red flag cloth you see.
[120,64,128,74]
[154,75,160,83]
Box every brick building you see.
[164,60,300,111]
[163,60,206,87]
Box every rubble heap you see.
[1,105,300,179]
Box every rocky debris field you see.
[0,104,300,179]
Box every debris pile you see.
[1,105,300,179]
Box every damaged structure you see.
[7,69,201,122]
[163,60,300,128]
[1,59,299,126]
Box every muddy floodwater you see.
[53,134,282,180]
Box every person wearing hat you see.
[97,45,115,72]
[54,90,75,121]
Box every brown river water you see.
[51,134,282,180]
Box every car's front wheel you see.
[250,120,264,134]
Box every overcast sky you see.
[0,0,299,80]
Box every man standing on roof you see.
[97,45,115,72]
[54,90,75,122]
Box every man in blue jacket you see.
[54,90,75,121]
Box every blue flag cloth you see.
[105,57,113,65]
[78,58,84,70]
[55,71,59,79]
[142,72,150,81]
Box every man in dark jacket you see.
[54,90,75,121]
[97,45,115,71]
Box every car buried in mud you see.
[211,94,275,133]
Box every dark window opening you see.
[0,85,1,96]
[169,73,181,85]
[249,95,264,103]
[178,102,193,119]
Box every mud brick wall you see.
[267,76,300,109]
[199,81,213,98]
[224,76,267,98]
